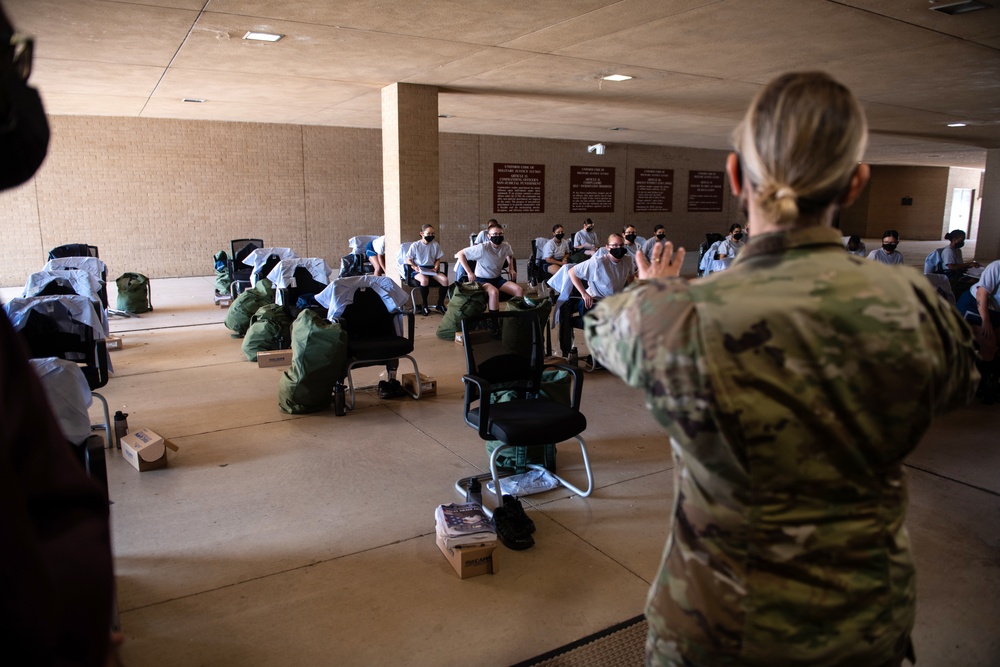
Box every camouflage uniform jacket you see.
[585,226,978,667]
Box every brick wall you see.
[1,114,746,286]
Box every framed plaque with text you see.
[570,166,615,213]
[634,168,674,213]
[687,170,724,212]
[494,163,545,213]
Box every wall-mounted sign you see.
[687,170,725,212]
[634,168,674,212]
[570,166,616,213]
[494,163,545,213]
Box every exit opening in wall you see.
[949,188,974,236]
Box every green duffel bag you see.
[115,272,153,314]
[278,309,348,414]
[224,278,275,338]
[485,368,573,472]
[241,303,292,361]
[436,281,488,340]
[214,250,232,295]
[501,295,552,357]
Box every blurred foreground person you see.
[1,4,116,665]
[586,72,978,667]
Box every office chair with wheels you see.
[455,309,592,514]
[316,275,420,413]
[228,238,264,297]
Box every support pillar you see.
[381,83,440,284]
[977,149,1000,261]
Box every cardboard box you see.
[436,534,499,579]
[120,428,169,471]
[401,372,436,397]
[105,335,123,351]
[257,349,292,368]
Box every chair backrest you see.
[231,239,263,264]
[256,253,282,283]
[924,248,944,275]
[340,286,398,340]
[398,241,414,284]
[15,302,109,390]
[48,243,97,260]
[461,310,544,397]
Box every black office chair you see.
[281,265,329,319]
[455,310,593,513]
[334,284,421,412]
[46,243,127,314]
[229,238,264,297]
[10,295,113,450]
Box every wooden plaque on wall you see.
[634,168,674,212]
[570,166,615,213]
[687,170,725,212]
[494,163,545,213]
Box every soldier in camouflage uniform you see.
[585,72,979,667]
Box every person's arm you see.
[456,248,474,280]
[977,286,993,341]
[433,246,443,273]
[569,265,592,309]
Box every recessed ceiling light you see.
[929,1,990,15]
[243,31,283,42]
[602,74,633,82]
[948,122,967,127]
[182,98,206,103]
[608,127,626,131]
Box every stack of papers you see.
[434,503,496,549]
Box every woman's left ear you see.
[726,153,743,197]
[842,164,871,207]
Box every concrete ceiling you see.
[6,0,1000,169]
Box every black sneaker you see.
[377,381,392,399]
[421,305,430,316]
[493,506,535,550]
[502,495,536,534]
[388,378,407,398]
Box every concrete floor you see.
[10,268,998,666]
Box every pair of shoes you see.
[493,505,535,550]
[420,305,430,316]
[502,495,535,534]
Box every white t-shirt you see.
[867,247,904,266]
[574,229,598,251]
[406,240,444,268]
[461,241,514,278]
[968,260,1000,311]
[542,238,569,261]
[572,254,634,298]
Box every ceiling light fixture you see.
[438,114,453,118]
[608,127,625,131]
[243,31,283,42]
[182,98,206,103]
[602,74,632,82]
[929,0,990,14]
[947,122,967,127]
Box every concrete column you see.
[381,83,440,285]
[977,149,1000,261]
